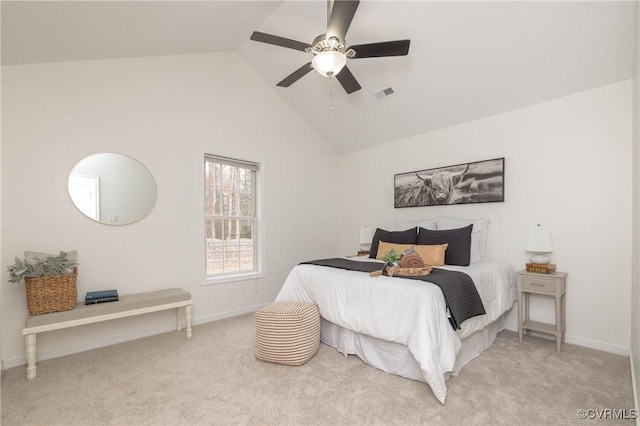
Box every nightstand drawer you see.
[521,276,556,293]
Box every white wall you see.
[339,81,632,354]
[1,52,341,366]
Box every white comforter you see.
[275,257,517,403]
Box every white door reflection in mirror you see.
[68,153,157,225]
[68,174,100,221]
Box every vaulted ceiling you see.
[2,1,635,154]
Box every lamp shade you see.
[312,51,347,77]
[525,224,553,264]
[359,226,372,245]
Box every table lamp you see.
[526,224,553,265]
[359,226,372,252]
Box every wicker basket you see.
[24,268,78,315]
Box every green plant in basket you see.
[7,251,78,284]
[381,248,403,264]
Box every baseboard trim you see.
[565,335,630,356]
[2,303,267,370]
[502,324,630,356]
[192,303,267,326]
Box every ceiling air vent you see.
[374,87,395,100]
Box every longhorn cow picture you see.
[394,158,505,208]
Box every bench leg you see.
[186,305,192,339]
[176,307,183,332]
[25,334,37,380]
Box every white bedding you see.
[275,257,517,404]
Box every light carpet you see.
[1,313,634,425]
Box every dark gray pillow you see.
[417,225,473,266]
[369,227,418,259]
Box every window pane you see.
[239,219,254,271]
[239,197,251,217]
[205,240,225,275]
[238,169,254,217]
[206,218,223,240]
[221,219,235,241]
[239,168,252,193]
[239,242,254,271]
[204,163,216,216]
[240,219,253,240]
[207,262,222,275]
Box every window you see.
[204,155,261,282]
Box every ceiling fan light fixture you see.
[312,50,346,77]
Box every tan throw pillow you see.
[376,241,447,266]
[414,244,448,266]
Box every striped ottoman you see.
[254,301,320,366]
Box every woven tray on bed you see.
[389,265,433,276]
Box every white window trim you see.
[199,153,265,286]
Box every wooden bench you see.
[21,288,192,380]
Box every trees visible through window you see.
[204,155,259,279]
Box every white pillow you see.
[396,218,437,231]
[436,217,490,263]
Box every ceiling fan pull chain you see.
[328,76,335,111]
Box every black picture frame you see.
[394,158,505,208]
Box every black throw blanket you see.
[300,258,486,330]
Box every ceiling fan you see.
[250,0,410,94]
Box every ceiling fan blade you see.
[326,0,359,42]
[250,31,310,52]
[349,40,411,58]
[335,66,361,94]
[276,62,314,87]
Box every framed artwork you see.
[394,158,505,208]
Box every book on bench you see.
[85,289,119,305]
[85,296,119,305]
[85,289,118,300]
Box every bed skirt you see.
[320,314,506,382]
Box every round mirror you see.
[68,153,157,225]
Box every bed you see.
[275,217,517,404]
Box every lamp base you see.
[530,254,550,265]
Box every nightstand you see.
[517,270,568,352]
[357,250,370,257]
